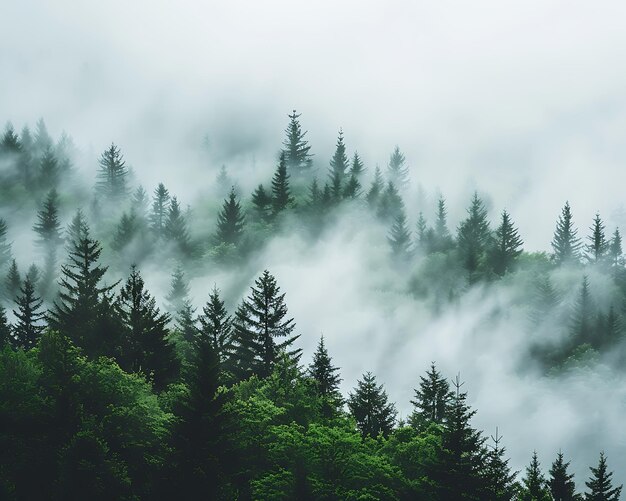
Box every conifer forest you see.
[2,2,626,500]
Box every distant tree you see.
[33,189,63,298]
[519,451,552,501]
[366,165,385,207]
[348,371,397,439]
[584,452,622,501]
[111,211,138,252]
[570,276,595,347]
[415,212,428,251]
[116,266,179,391]
[150,183,171,238]
[484,428,518,501]
[215,187,245,246]
[12,275,45,350]
[349,151,365,177]
[409,362,453,428]
[0,123,21,156]
[165,265,190,315]
[343,173,362,199]
[549,450,578,501]
[457,192,492,283]
[164,196,193,256]
[306,178,322,209]
[387,146,410,189]
[33,118,52,155]
[608,229,624,269]
[0,305,10,347]
[600,305,622,349]
[0,218,12,271]
[65,209,88,247]
[198,286,233,367]
[25,264,41,292]
[18,126,35,185]
[309,335,343,419]
[251,183,272,223]
[552,202,582,265]
[131,185,149,219]
[387,209,412,260]
[529,275,561,327]
[96,143,128,202]
[4,259,21,303]
[38,147,59,189]
[377,181,404,222]
[282,109,313,173]
[329,129,349,200]
[231,270,300,380]
[489,210,524,276]
[432,197,454,253]
[585,213,609,264]
[271,152,294,215]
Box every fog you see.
[3,0,626,488]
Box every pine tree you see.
[251,183,272,223]
[0,123,21,156]
[282,109,313,173]
[609,229,623,269]
[586,213,609,264]
[349,151,365,177]
[215,187,245,246]
[164,196,192,256]
[570,276,595,347]
[165,265,190,315]
[457,192,492,283]
[329,129,349,200]
[415,212,428,252]
[387,146,410,189]
[343,172,362,199]
[33,189,63,250]
[432,197,454,253]
[271,152,294,215]
[377,181,404,222]
[198,286,233,367]
[150,183,171,238]
[520,451,552,501]
[366,165,384,207]
[39,147,59,189]
[231,270,300,380]
[484,428,518,501]
[309,335,343,419]
[584,452,622,501]
[529,275,561,327]
[116,266,179,391]
[0,305,10,347]
[4,259,21,303]
[387,209,412,260]
[409,362,453,429]
[549,451,578,501]
[347,371,397,439]
[131,185,149,219]
[0,218,12,271]
[65,209,88,247]
[111,211,138,252]
[12,275,45,350]
[96,143,128,202]
[490,210,524,276]
[33,118,52,155]
[552,202,582,265]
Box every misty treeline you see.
[0,113,623,499]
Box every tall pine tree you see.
[282,110,312,173]
[96,143,128,202]
[308,335,343,419]
[198,286,234,367]
[489,210,523,276]
[214,187,245,246]
[12,275,45,350]
[387,146,410,189]
[347,371,397,439]
[552,202,582,265]
[549,450,578,501]
[271,152,294,215]
[584,452,622,501]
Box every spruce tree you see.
[609,229,623,269]
[39,147,59,189]
[271,152,294,215]
[164,196,192,256]
[387,145,410,189]
[366,165,385,208]
[251,183,272,223]
[570,276,595,347]
[33,189,63,250]
[12,275,45,350]
[377,181,405,222]
[343,172,362,199]
[552,202,582,265]
[584,452,622,501]
[230,270,300,379]
[4,259,21,303]
[328,129,349,200]
[0,305,10,347]
[18,126,35,185]
[347,371,397,439]
[457,192,492,283]
[586,213,609,264]
[432,197,454,252]
[415,212,428,252]
[349,151,365,177]
[549,450,578,501]
[66,209,88,247]
[0,123,21,156]
[215,187,245,246]
[0,218,12,271]
[520,451,552,501]
[387,209,412,260]
[282,109,312,173]
[33,118,52,155]
[165,265,190,315]
[529,275,561,327]
[490,210,523,276]
[409,362,453,428]
[308,335,343,419]
[131,185,149,219]
[96,143,128,202]
[116,266,179,391]
[198,286,233,367]
[111,211,138,252]
[150,183,171,238]
[484,428,518,501]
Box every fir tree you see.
[347,371,397,439]
[609,229,623,269]
[484,428,518,501]
[387,146,410,189]
[0,123,21,156]
[33,189,63,250]
[18,126,35,185]
[12,275,45,350]
[164,196,192,256]
[111,211,138,252]
[39,147,59,189]
[552,202,582,265]
[343,172,362,199]
[520,451,552,501]
[65,209,88,247]
[586,213,609,264]
[131,185,149,220]
[308,335,343,419]
[251,183,272,223]
[271,152,294,215]
[349,151,365,177]
[409,362,453,428]
[0,218,12,271]
[198,286,233,367]
[150,183,171,238]
[116,266,179,391]
[570,276,595,347]
[4,259,21,303]
[96,143,128,202]
[377,181,405,222]
[415,212,428,251]
[457,192,492,283]
[282,109,312,173]
[549,451,578,501]
[329,129,349,200]
[529,275,561,327]
[0,305,10,347]
[33,118,52,155]
[387,209,412,260]
[490,210,523,276]
[432,197,454,253]
[584,452,622,501]
[366,165,385,208]
[307,178,322,209]
[165,265,190,315]
[231,270,300,380]
[215,187,245,246]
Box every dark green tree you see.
[484,428,518,501]
[251,183,272,223]
[431,197,454,253]
[12,276,45,350]
[111,211,138,252]
[164,196,192,256]
[409,362,453,428]
[271,152,294,215]
[387,209,412,260]
[198,286,233,367]
[586,213,609,264]
[584,452,622,501]
[33,189,63,298]
[608,229,623,269]
[366,165,384,207]
[0,305,10,347]
[150,183,170,238]
[282,110,313,173]
[39,147,59,189]
[552,202,582,265]
[0,123,21,156]
[519,451,552,501]
[4,259,21,303]
[329,129,349,200]
[215,187,245,246]
[342,173,362,199]
[387,146,410,189]
[490,210,523,276]
[570,276,595,347]
[165,265,190,315]
[377,181,404,222]
[95,143,128,202]
[457,193,492,283]
[349,151,365,177]
[348,371,397,439]
[308,335,343,419]
[549,450,578,501]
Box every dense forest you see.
[0,113,624,500]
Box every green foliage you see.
[282,110,312,173]
[96,143,128,202]
[552,202,582,265]
[457,192,492,284]
[215,187,245,246]
[584,452,622,501]
[348,371,397,439]
[387,145,409,189]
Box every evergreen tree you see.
[150,183,171,238]
[0,123,21,156]
[198,286,233,367]
[366,166,384,207]
[18,126,35,185]
[584,452,622,501]
[609,229,623,269]
[519,451,552,501]
[164,196,192,256]
[282,109,313,173]
[251,183,272,223]
[409,362,453,428]
[165,265,190,315]
[175,300,198,348]
[4,259,21,303]
[39,147,59,189]
[131,185,149,219]
[552,202,582,265]
[12,275,45,350]
[529,275,561,327]
[111,211,138,252]
[0,218,12,271]
[387,146,410,189]
[96,143,128,202]
[490,210,523,276]
[457,193,492,283]
[231,270,300,379]
[549,450,578,501]
[570,276,595,347]
[329,129,349,200]
[586,213,609,264]
[347,371,397,439]
[33,118,52,155]
[377,181,404,222]
[271,152,294,215]
[307,178,322,210]
[387,209,412,260]
[116,266,179,391]
[66,209,88,247]
[349,151,365,177]
[415,212,428,251]
[215,187,245,246]
[0,305,10,347]
[33,188,63,250]
[308,335,343,419]
[343,173,362,199]
[432,197,454,253]
[484,428,518,501]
